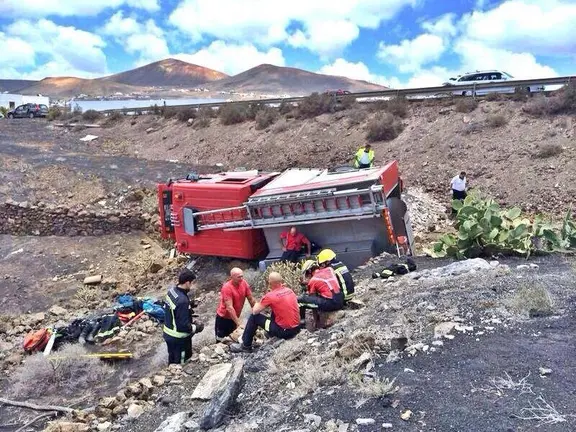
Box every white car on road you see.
[442,70,545,96]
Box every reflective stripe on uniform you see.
[163,290,190,339]
[298,301,319,309]
[264,319,271,332]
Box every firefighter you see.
[230,272,301,353]
[280,226,311,263]
[162,269,204,365]
[214,267,256,342]
[317,249,355,303]
[298,260,344,326]
[354,144,374,169]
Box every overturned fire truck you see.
[157,162,414,271]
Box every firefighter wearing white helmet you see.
[317,249,355,303]
[297,258,344,327]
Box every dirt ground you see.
[82,98,576,216]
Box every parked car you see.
[442,70,544,96]
[324,89,351,96]
[7,103,49,119]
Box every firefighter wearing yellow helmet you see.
[297,257,344,328]
[317,249,355,303]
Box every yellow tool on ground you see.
[49,352,133,361]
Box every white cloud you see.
[0,32,35,68]
[102,12,169,65]
[0,0,159,17]
[422,13,457,38]
[461,0,576,55]
[318,58,400,88]
[174,41,285,75]
[169,0,418,55]
[378,33,447,72]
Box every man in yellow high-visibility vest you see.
[354,144,374,168]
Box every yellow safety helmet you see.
[301,259,317,274]
[317,249,337,264]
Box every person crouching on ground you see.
[298,260,344,328]
[317,248,355,304]
[450,171,467,201]
[214,267,256,342]
[230,272,301,353]
[162,269,204,365]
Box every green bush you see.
[0,106,8,117]
[82,109,101,122]
[425,191,576,259]
[255,107,279,130]
[47,106,62,121]
[219,104,247,125]
[253,261,304,294]
[365,113,404,142]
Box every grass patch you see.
[219,104,247,125]
[365,113,404,142]
[511,284,553,316]
[11,344,114,397]
[534,143,563,159]
[255,106,279,130]
[486,114,508,128]
[350,374,398,397]
[455,99,478,113]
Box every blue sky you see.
[0,0,574,88]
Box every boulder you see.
[199,359,245,429]
[410,258,492,279]
[49,305,68,316]
[191,363,233,401]
[127,403,144,419]
[153,412,192,432]
[152,375,166,386]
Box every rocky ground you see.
[0,107,575,432]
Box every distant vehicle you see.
[7,103,49,119]
[442,70,544,96]
[324,89,351,96]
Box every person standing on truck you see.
[215,267,256,342]
[230,272,301,353]
[298,260,344,327]
[163,269,204,365]
[280,226,311,263]
[354,144,374,169]
[317,249,355,303]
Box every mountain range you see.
[0,58,387,98]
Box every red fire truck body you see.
[158,162,414,270]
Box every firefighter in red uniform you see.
[230,272,301,353]
[297,260,344,326]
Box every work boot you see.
[229,343,252,353]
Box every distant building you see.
[0,93,50,110]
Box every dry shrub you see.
[512,86,530,102]
[47,106,62,121]
[522,96,561,117]
[461,122,484,135]
[339,95,356,110]
[75,286,103,308]
[103,111,123,127]
[271,338,308,368]
[161,107,179,119]
[198,106,218,118]
[385,96,409,118]
[350,374,398,397]
[486,114,508,128]
[365,113,404,142]
[455,98,478,113]
[294,357,347,396]
[82,109,101,122]
[245,103,264,120]
[297,92,336,118]
[176,107,197,122]
[193,116,211,129]
[534,143,563,159]
[347,108,368,126]
[511,284,553,316]
[278,100,293,115]
[273,120,289,133]
[219,104,247,125]
[11,344,114,398]
[485,92,502,101]
[253,261,303,294]
[255,107,279,130]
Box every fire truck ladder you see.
[189,185,388,232]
